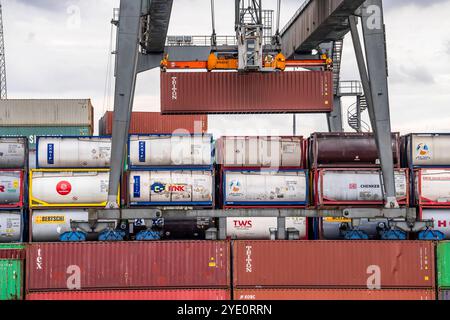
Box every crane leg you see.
[327,96,343,132]
[107,1,142,208]
[350,0,398,209]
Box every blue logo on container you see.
[139,141,146,163]
[133,176,141,198]
[47,143,54,164]
[151,182,166,194]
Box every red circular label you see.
[56,181,72,196]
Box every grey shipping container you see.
[0,99,94,128]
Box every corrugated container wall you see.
[26,241,230,292]
[438,242,450,288]
[26,289,231,301]
[233,241,435,288]
[161,71,333,114]
[234,289,436,301]
[0,99,93,128]
[99,112,208,135]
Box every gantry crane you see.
[102,0,429,238]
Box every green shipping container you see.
[0,244,25,250]
[438,242,450,288]
[0,126,92,149]
[0,260,23,300]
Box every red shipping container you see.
[26,241,230,292]
[234,288,436,300]
[99,112,208,135]
[26,289,231,301]
[160,71,333,114]
[0,247,25,260]
[233,241,435,289]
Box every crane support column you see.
[107,1,142,208]
[327,96,343,132]
[350,0,398,208]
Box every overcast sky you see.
[3,0,450,136]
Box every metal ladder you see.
[347,95,370,132]
[332,39,343,95]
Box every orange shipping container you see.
[99,112,208,135]
[234,289,436,301]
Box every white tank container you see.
[0,137,27,168]
[320,217,389,240]
[37,137,111,168]
[31,210,116,242]
[0,212,22,242]
[415,169,450,204]
[31,170,111,206]
[129,170,214,205]
[220,136,303,168]
[421,208,450,239]
[0,171,22,206]
[224,170,307,205]
[408,134,450,167]
[128,135,213,167]
[226,217,307,239]
[318,169,407,203]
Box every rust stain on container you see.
[161,71,333,114]
[26,289,231,301]
[234,288,436,300]
[309,132,401,168]
[26,241,230,292]
[233,241,435,289]
[99,112,208,135]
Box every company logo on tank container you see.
[245,245,252,273]
[416,143,432,161]
[233,220,253,230]
[151,182,186,193]
[56,181,72,196]
[171,76,177,100]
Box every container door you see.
[0,260,22,300]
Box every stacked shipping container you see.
[309,132,404,240]
[0,137,27,244]
[233,241,436,300]
[438,242,450,300]
[29,136,116,242]
[405,134,450,239]
[216,136,308,239]
[0,244,25,300]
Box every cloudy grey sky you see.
[3,0,450,136]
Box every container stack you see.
[216,136,308,240]
[438,241,450,300]
[0,99,94,169]
[127,133,216,240]
[24,241,231,300]
[309,132,407,240]
[0,137,27,243]
[233,241,436,300]
[405,134,450,239]
[29,136,115,242]
[0,244,26,300]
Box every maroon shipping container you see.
[309,132,401,168]
[0,246,25,260]
[160,71,333,114]
[26,241,230,292]
[26,289,231,301]
[99,112,208,135]
[234,288,436,301]
[233,241,435,289]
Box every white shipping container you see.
[0,99,93,126]
[0,137,27,168]
[408,134,450,167]
[224,171,307,204]
[421,209,450,239]
[31,210,116,242]
[37,137,111,168]
[226,217,307,239]
[415,169,450,204]
[318,170,407,203]
[220,136,303,167]
[31,171,111,206]
[128,135,212,167]
[0,212,22,242]
[0,171,22,206]
[129,170,213,205]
